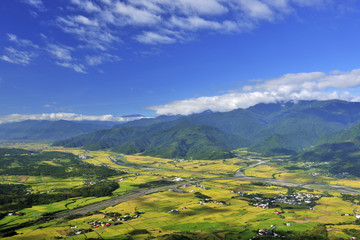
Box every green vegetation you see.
[0,181,119,212]
[55,122,245,160]
[114,123,244,160]
[291,137,360,177]
[0,148,121,178]
[248,134,297,156]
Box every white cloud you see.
[56,62,86,73]
[60,0,332,50]
[0,47,35,65]
[236,0,275,21]
[73,15,99,26]
[47,44,73,61]
[56,16,119,51]
[148,68,360,115]
[85,53,121,66]
[113,1,161,25]
[244,69,360,93]
[135,32,176,45]
[46,43,88,73]
[70,0,101,12]
[22,0,44,10]
[172,0,229,15]
[11,0,334,72]
[128,0,163,13]
[7,33,39,48]
[0,113,149,124]
[169,16,238,32]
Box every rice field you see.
[9,178,357,240]
[2,145,360,240]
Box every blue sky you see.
[1,0,360,122]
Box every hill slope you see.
[291,137,360,177]
[113,122,246,160]
[55,121,246,160]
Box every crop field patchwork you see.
[1,146,360,240]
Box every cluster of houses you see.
[232,190,321,209]
[87,220,123,228]
[168,158,186,164]
[256,225,279,237]
[199,198,211,205]
[196,185,210,190]
[199,199,230,206]
[167,209,179,214]
[353,210,360,219]
[87,211,145,229]
[302,161,329,167]
[78,155,87,160]
[66,226,93,237]
[172,177,183,182]
[83,179,112,186]
[7,212,25,216]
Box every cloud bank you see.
[0,113,148,124]
[1,0,333,72]
[148,68,360,115]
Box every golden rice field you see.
[8,178,359,240]
[244,164,283,178]
[2,145,360,240]
[126,155,246,175]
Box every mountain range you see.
[1,100,360,159]
[0,120,115,141]
[49,99,360,159]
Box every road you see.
[235,159,270,177]
[53,181,190,220]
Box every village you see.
[63,211,146,238]
[232,190,322,209]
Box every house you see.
[258,228,273,236]
[173,177,183,182]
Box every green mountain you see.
[248,100,360,154]
[291,137,360,177]
[248,134,297,156]
[316,122,360,145]
[113,122,246,160]
[0,120,114,141]
[54,100,360,158]
[54,121,246,160]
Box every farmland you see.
[1,144,360,240]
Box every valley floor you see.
[1,144,360,240]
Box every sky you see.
[1,0,360,123]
